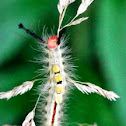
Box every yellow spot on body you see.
[54,74,63,83]
[54,93,63,104]
[52,65,60,73]
[55,84,64,94]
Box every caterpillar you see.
[0,0,119,126]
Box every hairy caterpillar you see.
[0,0,119,126]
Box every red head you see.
[47,36,58,49]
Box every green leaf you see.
[95,0,126,125]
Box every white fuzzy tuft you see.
[0,81,36,100]
[67,78,120,101]
[57,0,75,14]
[77,0,94,16]
[71,17,89,25]
[22,111,35,126]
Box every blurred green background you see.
[0,0,126,126]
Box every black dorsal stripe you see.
[54,71,60,74]
[57,81,62,84]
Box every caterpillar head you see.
[47,36,58,49]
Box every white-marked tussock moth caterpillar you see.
[0,0,119,126]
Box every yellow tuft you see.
[54,93,63,104]
[55,84,64,94]
[54,74,63,83]
[52,65,60,73]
